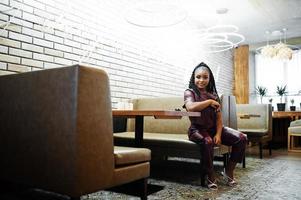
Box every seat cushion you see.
[114,132,229,156]
[115,132,198,150]
[288,126,301,134]
[114,146,151,166]
[290,119,301,127]
[238,128,268,137]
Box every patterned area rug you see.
[1,151,301,200]
[83,153,301,200]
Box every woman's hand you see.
[213,134,222,145]
[210,100,221,112]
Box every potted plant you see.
[290,99,296,111]
[269,98,274,111]
[255,86,267,103]
[276,85,288,111]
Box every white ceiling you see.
[112,0,301,49]
[182,0,301,44]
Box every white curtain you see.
[255,50,301,108]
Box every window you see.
[255,50,301,109]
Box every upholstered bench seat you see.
[0,65,150,200]
[114,146,151,166]
[114,132,226,155]
[113,96,234,186]
[238,129,268,137]
[288,126,301,134]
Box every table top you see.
[272,111,301,120]
[112,110,201,119]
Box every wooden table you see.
[112,110,201,146]
[272,111,301,148]
[272,111,301,121]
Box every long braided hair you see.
[188,62,220,102]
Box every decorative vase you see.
[277,103,286,111]
[290,106,296,111]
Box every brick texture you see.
[0,1,234,107]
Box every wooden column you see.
[234,45,249,104]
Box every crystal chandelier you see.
[257,29,297,60]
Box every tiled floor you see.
[1,147,301,200]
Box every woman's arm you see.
[185,99,215,112]
[214,111,223,144]
[184,90,221,112]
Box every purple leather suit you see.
[184,89,247,175]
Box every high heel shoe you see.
[221,169,237,187]
[207,178,218,190]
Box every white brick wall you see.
[1,37,21,48]
[0,45,8,54]
[9,31,32,43]
[33,52,53,62]
[0,0,234,107]
[10,47,32,58]
[0,62,7,69]
[0,29,8,37]
[22,42,43,53]
[0,54,20,64]
[8,63,31,72]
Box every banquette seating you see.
[114,95,239,185]
[0,65,151,200]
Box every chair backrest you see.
[127,97,191,134]
[0,65,115,196]
[236,104,272,136]
[220,95,237,129]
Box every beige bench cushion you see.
[114,146,151,166]
[238,128,268,137]
[290,119,301,127]
[288,126,301,134]
[114,132,229,156]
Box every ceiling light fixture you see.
[257,29,298,60]
[124,2,187,27]
[196,8,245,53]
[194,25,245,53]
[216,8,228,14]
[124,3,244,53]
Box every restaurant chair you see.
[220,95,246,168]
[288,119,301,152]
[0,65,151,200]
[236,104,273,159]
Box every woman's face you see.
[194,67,210,90]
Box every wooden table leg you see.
[135,116,144,147]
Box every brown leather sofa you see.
[0,65,151,200]
[114,95,234,186]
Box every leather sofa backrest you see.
[220,95,237,129]
[126,95,237,134]
[0,65,115,196]
[236,104,271,130]
[127,97,190,134]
